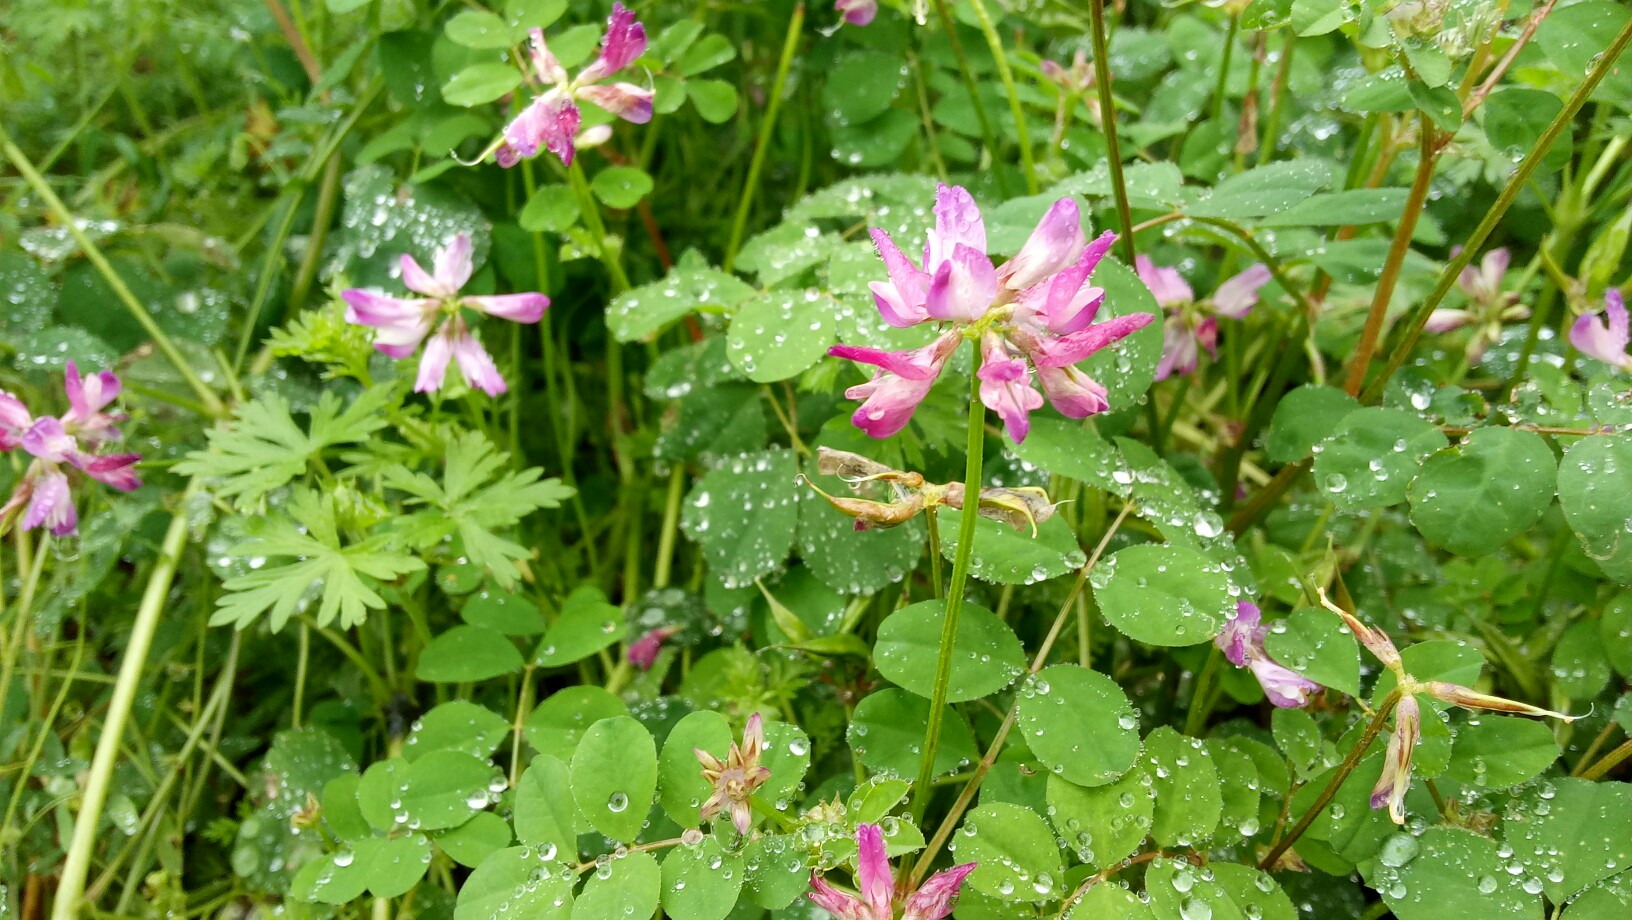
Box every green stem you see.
[910,365,987,816]
[0,532,47,741]
[1183,644,1223,737]
[1260,689,1402,871]
[1364,15,1632,403]
[1211,15,1239,121]
[1257,33,1296,166]
[723,2,804,273]
[967,0,1036,194]
[53,484,199,920]
[0,129,225,418]
[929,0,1009,196]
[1089,0,1136,265]
[653,466,686,589]
[925,507,944,600]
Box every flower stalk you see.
[724,3,805,273]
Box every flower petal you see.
[1030,313,1156,368]
[1249,657,1322,709]
[1425,309,1475,334]
[433,234,475,294]
[924,183,986,271]
[1211,263,1271,319]
[835,0,879,26]
[976,335,1043,443]
[1135,255,1194,307]
[450,328,507,396]
[0,391,35,448]
[1000,198,1085,292]
[1035,365,1109,419]
[415,329,455,394]
[579,2,647,83]
[1155,317,1199,381]
[924,243,997,322]
[807,874,870,920]
[902,863,977,920]
[577,82,654,124]
[1014,230,1115,334]
[854,824,894,916]
[23,469,76,536]
[72,452,142,492]
[869,228,930,327]
[503,93,582,167]
[1369,695,1419,825]
[527,27,567,85]
[21,417,75,464]
[464,293,550,324]
[1215,601,1262,668]
[1570,290,1632,369]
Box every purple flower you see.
[0,363,141,537]
[1425,248,1529,362]
[495,3,653,168]
[834,0,878,26]
[628,625,679,670]
[1138,257,1271,381]
[830,184,1155,443]
[1570,289,1631,371]
[807,823,976,920]
[342,233,549,396]
[1214,602,1321,709]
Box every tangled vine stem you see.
[910,366,988,817]
[1258,688,1403,871]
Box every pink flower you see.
[342,233,549,395]
[495,3,652,168]
[1139,258,1271,380]
[1425,248,1529,361]
[0,363,141,537]
[830,185,1155,443]
[1570,289,1631,371]
[1214,602,1321,709]
[628,626,679,670]
[807,823,976,920]
[834,0,878,26]
[695,713,773,835]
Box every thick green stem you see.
[0,129,225,418]
[653,466,686,589]
[967,0,1036,194]
[723,3,804,273]
[1260,689,1402,870]
[1089,0,1136,265]
[54,485,199,920]
[910,366,987,815]
[1364,16,1632,403]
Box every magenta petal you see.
[22,417,75,464]
[73,452,142,492]
[433,234,475,294]
[0,392,35,448]
[902,863,977,920]
[1031,313,1156,368]
[415,330,455,394]
[465,293,550,324]
[1212,263,1271,319]
[1135,255,1194,307]
[1000,197,1085,292]
[450,330,507,396]
[829,345,938,381]
[854,824,894,916]
[400,253,445,297]
[1425,309,1474,334]
[23,469,75,536]
[1250,657,1322,708]
[836,0,879,26]
[577,83,654,125]
[1155,320,1198,381]
[504,93,582,167]
[806,874,869,920]
[977,336,1042,443]
[870,228,930,327]
[579,1,648,83]
[343,288,433,327]
[1214,601,1261,667]
[527,27,567,85]
[846,372,937,439]
[1571,290,1632,369]
[924,243,997,322]
[1035,365,1109,419]
[925,184,986,270]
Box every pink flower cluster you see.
[496,3,653,168]
[1571,289,1630,372]
[0,363,141,536]
[808,823,975,920]
[1135,256,1271,381]
[1214,602,1321,709]
[1424,248,1530,362]
[830,184,1154,443]
[342,234,549,396]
